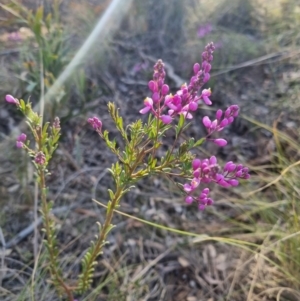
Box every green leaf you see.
[19,99,26,112]
[45,13,52,29]
[194,138,205,147]
[35,6,44,23]
[108,189,115,200]
[178,113,185,129]
[175,114,185,137]
[188,138,195,149]
[178,141,188,156]
[42,122,49,137]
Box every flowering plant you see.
[5,42,249,300]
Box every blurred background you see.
[1,0,300,300]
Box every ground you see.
[0,0,300,300]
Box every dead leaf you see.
[215,253,227,271]
[178,256,190,268]
[203,273,222,285]
[187,297,198,301]
[207,244,217,258]
[75,208,97,217]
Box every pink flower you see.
[201,89,212,105]
[161,84,169,95]
[35,152,46,165]
[17,133,27,142]
[185,196,193,204]
[213,138,227,147]
[192,159,201,170]
[5,95,19,105]
[88,117,102,130]
[139,97,153,114]
[183,156,250,209]
[148,80,158,92]
[160,115,173,124]
[202,116,212,128]
[16,141,23,148]
[189,101,198,111]
[16,133,27,148]
[193,63,200,74]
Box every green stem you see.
[77,184,124,291]
[39,169,74,301]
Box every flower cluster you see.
[139,43,216,124]
[87,117,102,131]
[16,133,26,148]
[203,104,240,147]
[184,157,250,210]
[35,151,46,165]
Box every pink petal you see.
[160,115,173,124]
[139,106,151,114]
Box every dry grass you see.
[1,0,300,300]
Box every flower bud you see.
[193,63,200,74]
[161,84,169,95]
[148,80,157,92]
[189,101,198,111]
[213,138,227,147]
[35,151,46,165]
[152,92,160,103]
[88,117,102,130]
[5,94,19,105]
[18,133,27,142]
[216,109,223,120]
[209,156,217,165]
[192,159,201,170]
[16,141,23,148]
[219,118,228,128]
[203,73,210,83]
[202,116,211,128]
[160,115,172,124]
[185,196,193,204]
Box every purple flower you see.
[139,97,153,114]
[202,105,240,146]
[197,23,212,38]
[161,84,169,96]
[160,115,172,124]
[5,94,19,105]
[139,43,216,123]
[213,138,227,147]
[18,133,27,142]
[192,159,201,170]
[183,156,250,209]
[35,151,46,165]
[88,117,102,131]
[16,141,23,148]
[185,196,193,204]
[16,133,27,148]
[201,89,212,105]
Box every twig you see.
[0,227,6,287]
[33,182,39,261]
[131,247,172,283]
